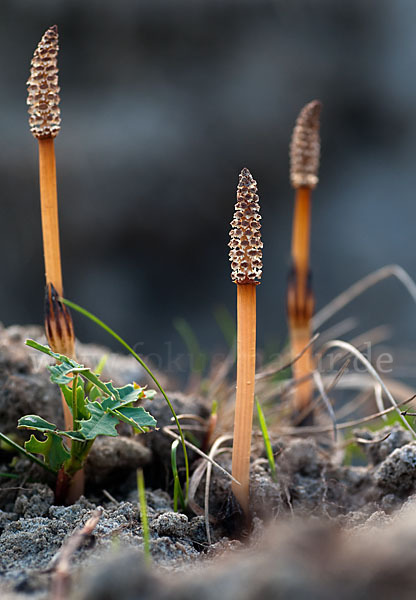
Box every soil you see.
[1,324,416,599]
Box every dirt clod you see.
[375,441,416,493]
[86,435,152,486]
[152,511,189,538]
[13,483,54,517]
[357,424,414,465]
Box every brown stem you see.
[231,283,257,515]
[291,186,311,278]
[288,186,315,420]
[289,325,314,419]
[38,137,63,295]
[38,139,73,434]
[55,464,85,506]
[65,470,85,504]
[288,101,321,422]
[55,467,71,505]
[202,412,218,454]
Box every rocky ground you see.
[1,324,416,599]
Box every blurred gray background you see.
[2,0,416,381]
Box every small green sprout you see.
[137,468,151,565]
[171,439,186,512]
[256,398,277,483]
[18,339,157,495]
[173,317,207,380]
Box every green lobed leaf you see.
[106,381,122,399]
[18,415,57,432]
[25,339,64,360]
[101,384,144,410]
[78,402,119,439]
[88,386,102,403]
[25,338,158,443]
[75,402,157,440]
[25,432,70,472]
[49,362,92,385]
[26,340,83,372]
[26,340,100,387]
[117,384,141,404]
[115,406,157,430]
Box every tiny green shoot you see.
[171,439,186,512]
[94,354,108,376]
[213,304,236,350]
[137,468,151,565]
[256,398,277,483]
[173,317,206,378]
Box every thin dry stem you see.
[312,370,337,440]
[313,264,416,330]
[276,396,415,436]
[334,387,374,420]
[348,325,392,350]
[317,317,358,345]
[354,433,391,445]
[317,339,416,438]
[51,507,102,600]
[162,426,238,484]
[255,333,319,382]
[231,283,256,514]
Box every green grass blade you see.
[60,296,190,503]
[255,398,277,483]
[137,468,151,565]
